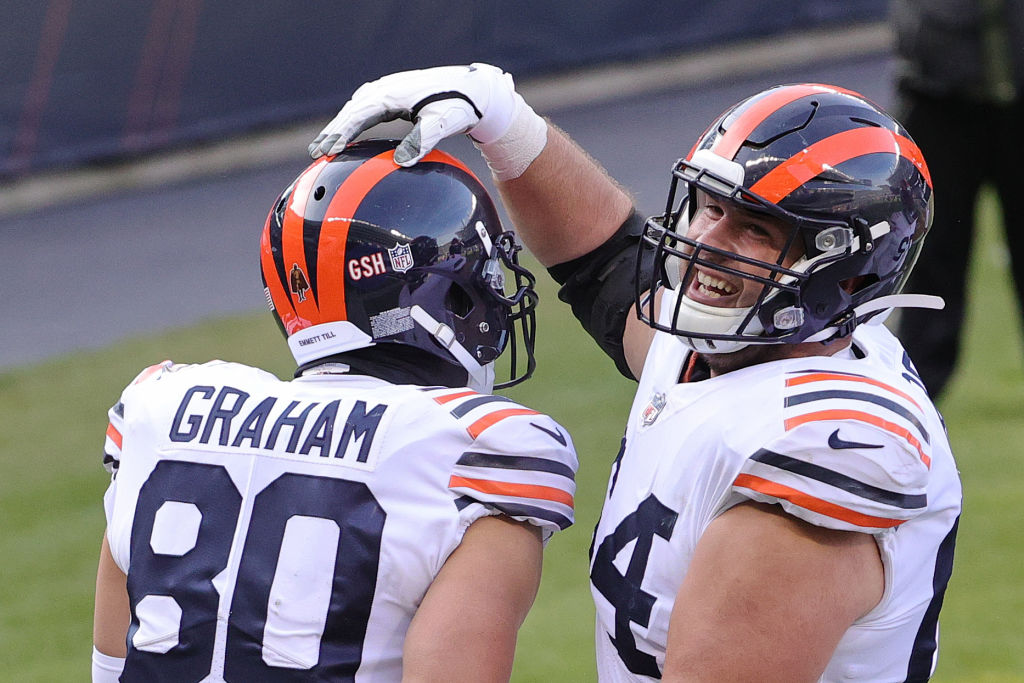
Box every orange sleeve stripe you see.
[432,389,478,405]
[733,473,905,529]
[449,475,574,508]
[785,372,922,410]
[105,423,123,449]
[132,360,170,385]
[785,409,931,467]
[467,408,540,439]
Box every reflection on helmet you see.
[637,83,934,354]
[261,139,537,390]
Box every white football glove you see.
[309,63,520,166]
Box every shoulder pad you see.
[733,369,932,533]
[422,387,578,534]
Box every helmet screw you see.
[820,234,836,249]
[479,322,490,333]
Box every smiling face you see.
[680,189,804,310]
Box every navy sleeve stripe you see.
[456,451,576,481]
[490,501,573,530]
[452,496,571,530]
[449,394,516,418]
[750,448,927,510]
[785,389,930,444]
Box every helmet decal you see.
[313,151,398,323]
[289,263,311,302]
[387,242,414,273]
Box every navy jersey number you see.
[590,494,678,679]
[123,460,386,682]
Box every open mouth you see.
[689,269,739,301]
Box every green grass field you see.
[1,188,1022,681]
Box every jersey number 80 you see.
[123,459,385,682]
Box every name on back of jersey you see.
[167,383,389,468]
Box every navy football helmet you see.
[638,83,939,353]
[261,139,537,390]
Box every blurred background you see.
[2,1,1022,680]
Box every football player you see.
[308,65,963,681]
[92,140,578,682]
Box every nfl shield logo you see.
[640,392,667,427]
[388,243,414,273]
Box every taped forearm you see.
[472,93,548,181]
[92,647,125,683]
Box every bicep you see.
[402,515,543,683]
[662,501,883,683]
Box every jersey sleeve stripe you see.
[785,371,922,410]
[449,394,515,418]
[105,422,123,449]
[733,473,907,529]
[430,389,479,404]
[785,409,931,467]
[786,389,930,444]
[132,360,172,385]
[467,408,541,439]
[456,451,576,481]
[750,449,927,510]
[449,475,574,508]
[486,501,574,530]
[452,496,573,531]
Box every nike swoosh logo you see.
[530,422,567,446]
[828,428,883,450]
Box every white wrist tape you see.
[92,647,125,683]
[473,93,548,181]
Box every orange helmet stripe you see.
[281,157,328,325]
[708,84,863,161]
[260,211,301,334]
[750,126,931,203]
[316,151,401,322]
[420,148,476,177]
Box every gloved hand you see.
[309,63,520,166]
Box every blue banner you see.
[1,0,886,176]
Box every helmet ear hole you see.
[841,274,877,295]
[446,282,474,318]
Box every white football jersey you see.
[102,360,577,682]
[590,294,961,682]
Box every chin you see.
[702,343,794,376]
